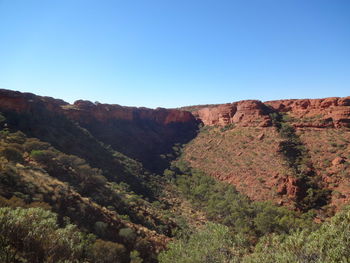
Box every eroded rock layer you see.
[0,89,199,172]
[190,97,350,128]
[265,97,350,128]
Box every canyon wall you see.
[1,89,350,210]
[191,97,350,128]
[0,89,199,172]
[0,89,196,126]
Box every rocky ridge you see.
[0,89,195,126]
[0,89,199,172]
[64,100,196,126]
[3,89,348,130]
[190,97,350,128]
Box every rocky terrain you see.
[187,97,350,128]
[0,89,199,172]
[1,89,350,212]
[182,96,350,212]
[0,89,350,262]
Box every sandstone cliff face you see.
[64,100,195,126]
[265,97,350,128]
[60,100,199,172]
[191,96,350,128]
[0,89,195,126]
[0,89,199,172]
[192,100,272,127]
[0,89,67,113]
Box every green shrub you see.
[159,223,245,263]
[94,221,108,237]
[119,227,137,243]
[0,113,5,123]
[30,149,55,163]
[1,146,24,163]
[270,112,330,210]
[130,250,143,263]
[220,123,236,132]
[5,131,26,144]
[91,239,127,263]
[24,139,51,152]
[244,206,350,263]
[0,207,94,263]
[170,161,315,240]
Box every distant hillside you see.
[182,97,350,213]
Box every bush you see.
[0,113,5,123]
[130,250,143,263]
[23,139,51,152]
[30,149,56,163]
[220,123,236,132]
[252,202,315,236]
[244,206,350,263]
[170,161,315,240]
[5,131,26,144]
[159,223,244,263]
[94,221,108,237]
[91,239,127,263]
[1,146,24,163]
[270,112,330,210]
[119,227,137,243]
[0,207,93,263]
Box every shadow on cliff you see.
[1,107,154,197]
[0,89,200,196]
[74,117,201,173]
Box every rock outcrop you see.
[60,100,199,172]
[192,100,272,127]
[190,96,350,128]
[64,100,195,126]
[0,89,199,172]
[0,89,196,126]
[265,97,350,128]
[0,89,67,113]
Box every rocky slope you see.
[183,96,350,212]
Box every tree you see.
[159,223,245,263]
[244,206,350,263]
[91,239,127,263]
[1,147,24,163]
[0,207,93,263]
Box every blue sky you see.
[0,0,349,108]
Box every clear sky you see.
[0,0,349,108]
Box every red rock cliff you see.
[192,100,272,127]
[1,89,349,128]
[0,89,67,113]
[0,89,199,172]
[265,97,350,128]
[191,96,350,128]
[0,89,196,126]
[63,100,196,126]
